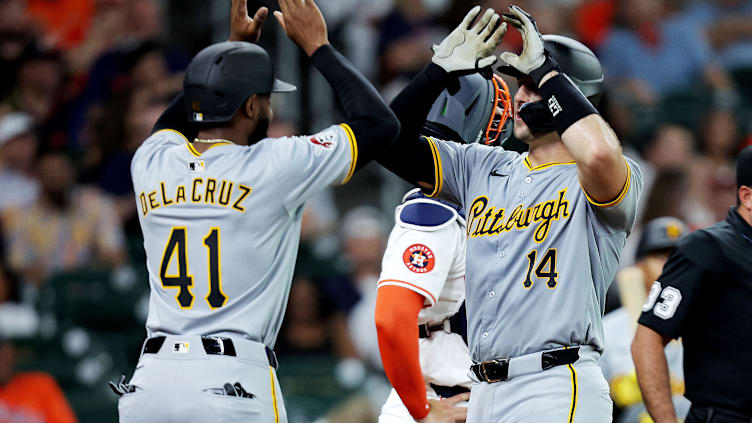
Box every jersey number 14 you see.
[159,227,227,310]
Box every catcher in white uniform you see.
[375,69,512,423]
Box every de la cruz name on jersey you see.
[137,178,252,216]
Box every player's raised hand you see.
[229,0,267,43]
[431,6,506,74]
[500,5,559,86]
[274,0,329,57]
[419,392,470,423]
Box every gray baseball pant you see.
[118,335,286,423]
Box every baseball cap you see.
[636,217,689,259]
[0,113,33,147]
[737,145,752,188]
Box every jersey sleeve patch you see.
[398,200,458,229]
[402,244,436,273]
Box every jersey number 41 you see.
[159,226,227,310]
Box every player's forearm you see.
[309,44,400,171]
[632,325,678,423]
[539,73,627,202]
[377,64,454,189]
[389,63,454,150]
[375,286,430,420]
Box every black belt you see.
[430,383,470,399]
[470,347,580,383]
[419,318,463,339]
[142,336,278,369]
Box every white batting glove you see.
[431,6,507,74]
[500,5,559,85]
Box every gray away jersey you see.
[131,125,357,347]
[425,137,642,361]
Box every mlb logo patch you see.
[189,161,205,172]
[402,244,435,273]
[173,342,190,353]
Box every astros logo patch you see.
[403,244,435,273]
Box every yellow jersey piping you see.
[425,136,443,197]
[523,156,576,171]
[339,123,358,184]
[582,158,631,208]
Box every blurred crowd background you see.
[0,0,750,422]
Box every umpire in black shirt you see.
[632,145,752,423]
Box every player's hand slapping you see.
[274,0,329,57]
[229,0,267,43]
[431,6,506,74]
[419,392,470,423]
[500,5,560,87]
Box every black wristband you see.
[539,74,598,136]
[529,53,560,87]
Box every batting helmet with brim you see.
[497,35,604,133]
[184,41,296,124]
[636,217,689,260]
[498,34,604,105]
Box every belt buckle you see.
[480,359,506,383]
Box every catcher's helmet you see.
[183,42,296,124]
[498,35,604,133]
[636,217,689,260]
[423,73,512,145]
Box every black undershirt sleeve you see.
[377,63,455,188]
[310,44,400,171]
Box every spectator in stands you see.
[600,0,734,103]
[377,0,447,86]
[95,88,168,233]
[680,0,752,71]
[640,124,697,204]
[339,206,389,370]
[317,207,391,419]
[700,107,741,168]
[0,113,39,211]
[2,150,126,286]
[601,217,691,423]
[0,0,37,101]
[0,335,77,423]
[2,46,65,123]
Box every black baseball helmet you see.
[636,217,689,259]
[497,35,604,133]
[183,41,296,124]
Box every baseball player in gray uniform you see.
[113,1,399,422]
[379,5,643,422]
[376,73,512,423]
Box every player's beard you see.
[247,116,270,146]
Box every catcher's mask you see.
[423,73,512,146]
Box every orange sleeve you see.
[375,285,429,420]
[37,374,77,423]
